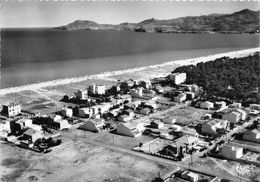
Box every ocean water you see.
[1,28,259,88]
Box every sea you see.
[1,28,259,89]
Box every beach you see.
[0,47,259,96]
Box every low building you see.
[130,88,143,98]
[52,119,70,130]
[229,102,242,108]
[200,101,214,110]
[139,80,151,89]
[23,128,43,143]
[74,89,88,100]
[223,111,241,123]
[80,119,105,133]
[119,95,132,103]
[154,85,164,93]
[162,117,176,124]
[144,101,157,111]
[123,109,135,118]
[185,92,195,100]
[201,119,228,136]
[236,109,247,120]
[0,120,11,138]
[117,122,144,137]
[2,104,21,117]
[61,108,73,117]
[174,93,186,102]
[78,107,93,118]
[118,114,132,122]
[180,84,199,92]
[181,171,199,182]
[138,108,151,115]
[151,120,164,129]
[215,101,226,109]
[169,73,186,85]
[249,104,260,110]
[221,145,243,159]
[243,129,260,143]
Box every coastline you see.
[0,47,259,96]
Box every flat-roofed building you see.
[78,107,93,118]
[169,73,186,85]
[151,120,164,129]
[118,114,132,122]
[243,129,260,143]
[201,119,228,136]
[221,145,243,159]
[23,128,43,143]
[130,88,143,98]
[229,102,242,108]
[162,117,176,124]
[250,104,260,110]
[174,93,186,102]
[0,120,11,138]
[223,111,241,123]
[52,119,70,130]
[89,84,106,95]
[2,104,21,117]
[181,171,199,182]
[200,101,214,110]
[75,89,88,100]
[236,109,247,120]
[61,108,73,117]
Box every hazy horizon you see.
[1,1,259,28]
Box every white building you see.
[118,114,132,122]
[249,104,260,110]
[23,128,43,143]
[151,120,164,129]
[119,95,132,103]
[89,84,106,95]
[174,93,186,103]
[80,119,105,133]
[215,101,226,108]
[130,88,143,98]
[221,145,243,159]
[169,73,186,85]
[223,111,241,123]
[229,102,242,108]
[243,129,260,143]
[117,122,144,137]
[52,119,71,130]
[181,171,199,182]
[61,108,73,117]
[75,89,88,100]
[2,104,21,117]
[236,109,247,120]
[0,120,11,138]
[201,119,228,136]
[78,107,93,118]
[200,101,214,110]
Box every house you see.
[162,117,176,124]
[53,115,62,122]
[174,93,186,102]
[154,85,164,93]
[223,111,241,123]
[15,118,33,130]
[118,114,132,122]
[117,122,144,137]
[139,80,151,89]
[151,120,164,129]
[215,101,226,109]
[249,104,260,110]
[52,119,70,130]
[221,145,243,159]
[180,84,199,92]
[2,104,21,117]
[74,89,88,100]
[29,124,42,131]
[200,101,214,110]
[181,171,199,182]
[138,108,151,115]
[243,129,260,143]
[169,73,186,85]
[119,95,132,103]
[185,92,195,100]
[90,103,112,115]
[0,120,11,138]
[80,119,105,133]
[201,119,228,136]
[144,101,157,111]
[123,109,135,118]
[23,128,43,143]
[78,107,93,118]
[89,84,106,95]
[229,102,242,108]
[130,88,143,98]
[236,109,247,120]
[61,108,73,117]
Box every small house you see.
[151,120,164,129]
[118,114,132,122]
[117,122,144,137]
[61,108,73,117]
[80,119,105,133]
[243,129,260,143]
[23,128,43,143]
[223,111,241,123]
[221,145,243,159]
[162,117,176,124]
[200,101,214,110]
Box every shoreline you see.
[0,47,259,96]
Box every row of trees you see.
[173,52,260,103]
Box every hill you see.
[54,9,260,33]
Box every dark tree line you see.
[172,52,260,103]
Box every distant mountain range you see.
[54,9,260,34]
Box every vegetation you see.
[173,53,260,104]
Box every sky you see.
[1,1,259,28]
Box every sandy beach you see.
[0,47,259,96]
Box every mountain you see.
[54,9,260,33]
